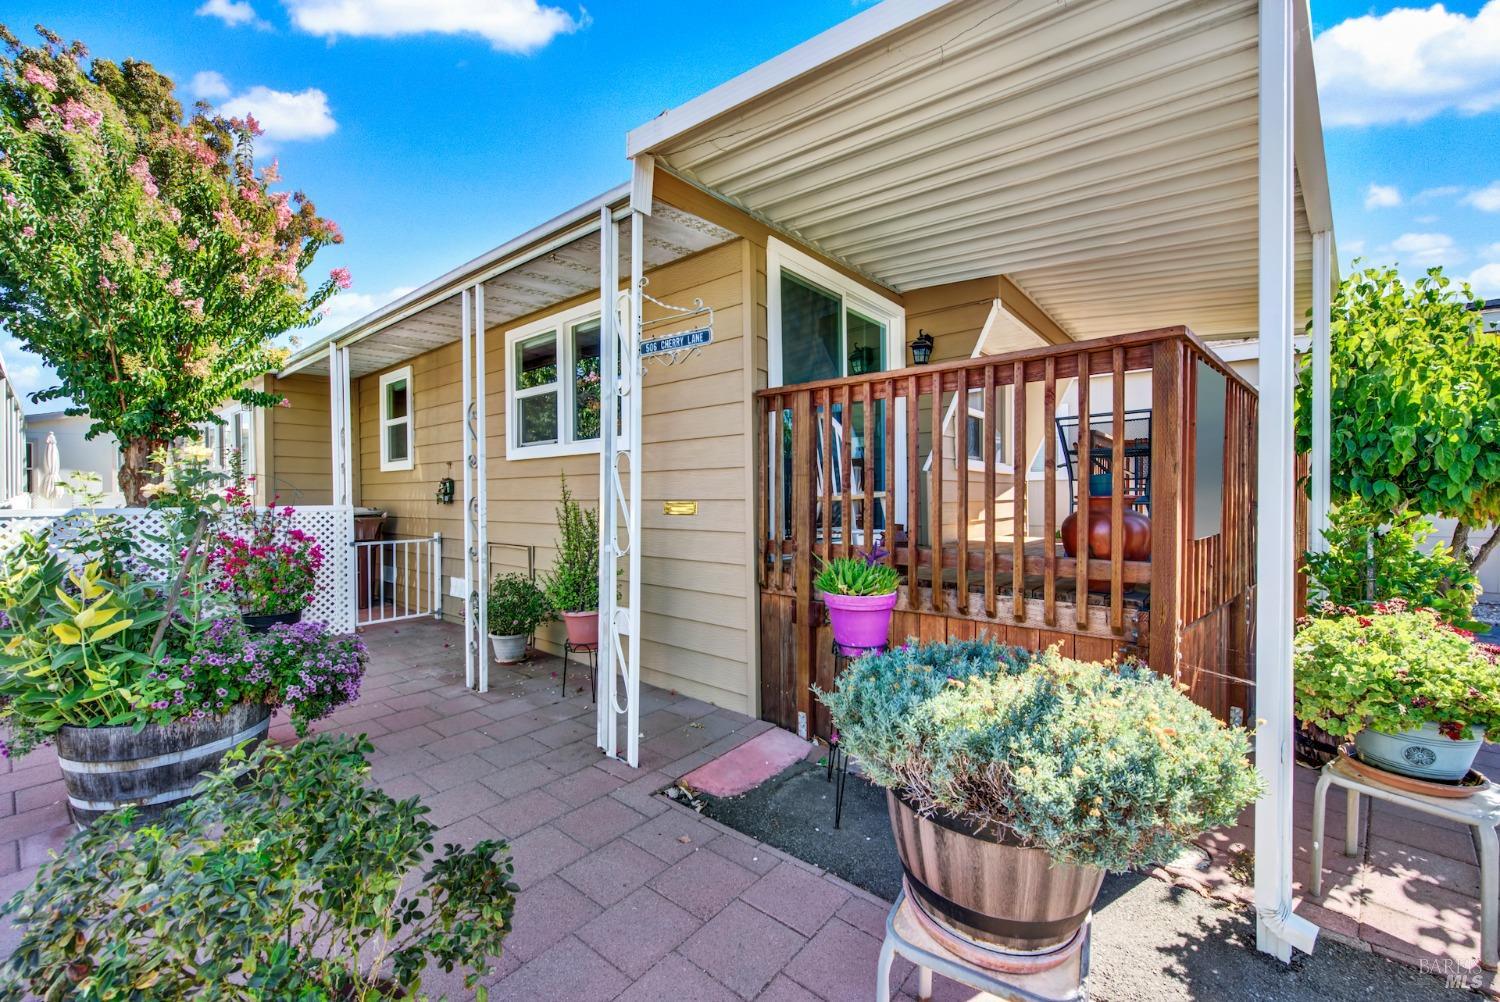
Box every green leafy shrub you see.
[818,640,1261,872]
[544,475,599,613]
[1294,601,1500,741]
[1306,500,1480,626]
[814,554,900,597]
[487,572,552,636]
[0,734,516,1001]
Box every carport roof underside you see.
[627,0,1334,342]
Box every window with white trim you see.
[505,302,602,460]
[379,367,414,472]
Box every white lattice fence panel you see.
[0,505,355,634]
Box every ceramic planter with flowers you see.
[816,550,900,656]
[1295,601,1500,781]
[208,488,324,632]
[487,572,552,663]
[819,640,1259,963]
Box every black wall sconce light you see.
[435,462,455,505]
[909,329,934,366]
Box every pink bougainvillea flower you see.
[21,64,57,91]
[329,266,352,290]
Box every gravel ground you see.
[695,760,1476,1001]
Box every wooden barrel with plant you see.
[820,640,1261,968]
[56,702,271,825]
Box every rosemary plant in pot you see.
[545,476,600,647]
[820,640,1260,965]
[487,572,551,663]
[1295,600,1500,782]
[816,549,900,656]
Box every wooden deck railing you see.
[754,326,1258,733]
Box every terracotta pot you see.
[561,610,599,647]
[822,591,898,656]
[886,791,1103,959]
[1060,496,1151,590]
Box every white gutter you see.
[625,0,961,158]
[281,182,630,375]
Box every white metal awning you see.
[284,198,734,378]
[627,0,1333,341]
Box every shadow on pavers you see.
[688,759,1476,1001]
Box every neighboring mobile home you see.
[263,0,1336,743]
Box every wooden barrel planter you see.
[886,791,1103,967]
[55,702,272,827]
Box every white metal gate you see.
[355,534,443,626]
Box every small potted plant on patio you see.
[208,488,325,632]
[488,572,551,663]
[1295,600,1500,782]
[820,640,1260,964]
[545,475,600,647]
[816,548,900,656]
[0,734,516,1000]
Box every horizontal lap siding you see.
[348,239,755,714]
[266,374,333,505]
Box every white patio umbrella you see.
[34,431,58,505]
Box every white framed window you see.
[379,366,414,472]
[505,302,603,460]
[766,238,904,387]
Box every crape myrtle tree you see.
[0,25,349,503]
[1295,265,1500,575]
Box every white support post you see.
[1254,0,1320,964]
[599,195,645,767]
[329,343,356,621]
[460,286,490,692]
[1308,230,1334,555]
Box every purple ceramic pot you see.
[823,591,898,656]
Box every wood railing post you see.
[792,392,814,738]
[1149,338,1186,680]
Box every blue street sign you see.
[641,326,713,357]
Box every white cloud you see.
[217,85,337,142]
[1390,232,1458,265]
[1466,262,1500,297]
[189,70,232,100]
[1342,238,1366,258]
[312,285,416,334]
[282,0,585,53]
[0,336,63,408]
[1315,1,1500,126]
[196,0,266,28]
[1417,185,1462,202]
[1364,183,1402,209]
[1465,182,1500,212]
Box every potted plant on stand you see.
[545,476,600,647]
[488,572,551,664]
[816,549,900,656]
[208,488,324,632]
[1295,600,1500,782]
[820,640,1260,965]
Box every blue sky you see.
[1,0,1497,407]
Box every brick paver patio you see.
[0,617,1495,997]
[0,619,940,1000]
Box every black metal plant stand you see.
[560,640,598,702]
[827,639,888,829]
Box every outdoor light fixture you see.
[909,330,934,366]
[435,465,455,505]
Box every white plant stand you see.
[1310,755,1500,969]
[876,888,1090,1001]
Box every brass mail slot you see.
[663,500,698,516]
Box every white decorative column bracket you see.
[598,195,646,768]
[1254,0,1320,965]
[460,285,490,693]
[329,343,356,622]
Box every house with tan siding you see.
[260,0,1335,763]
